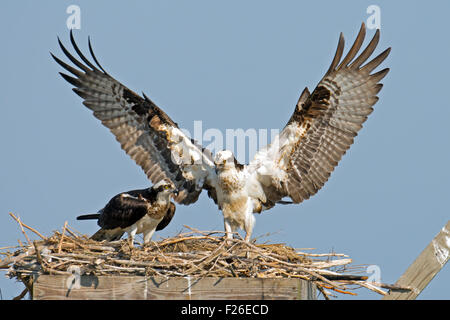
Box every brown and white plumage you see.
[53,23,390,241]
[51,31,215,206]
[76,180,177,244]
[249,23,391,205]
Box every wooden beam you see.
[32,275,316,300]
[382,220,450,300]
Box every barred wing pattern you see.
[250,23,390,205]
[52,31,216,205]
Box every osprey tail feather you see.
[77,213,100,220]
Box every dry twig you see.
[1,217,412,299]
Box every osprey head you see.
[152,179,178,196]
[214,150,237,170]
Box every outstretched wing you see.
[52,31,216,204]
[249,23,390,205]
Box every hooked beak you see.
[214,160,226,167]
[173,189,179,197]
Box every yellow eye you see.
[164,185,170,190]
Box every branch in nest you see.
[9,212,47,241]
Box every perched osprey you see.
[53,23,390,242]
[76,180,177,244]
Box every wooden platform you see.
[32,275,316,300]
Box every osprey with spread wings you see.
[52,23,390,242]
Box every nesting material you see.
[0,214,410,299]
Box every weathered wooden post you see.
[32,275,316,300]
[382,220,449,300]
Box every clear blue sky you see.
[1,1,449,300]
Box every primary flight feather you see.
[53,23,390,242]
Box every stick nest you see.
[1,214,410,299]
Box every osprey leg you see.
[244,206,256,242]
[224,219,234,240]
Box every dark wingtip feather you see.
[142,92,151,102]
[72,87,89,99]
[51,51,84,77]
[59,72,82,87]
[337,23,366,70]
[70,30,100,72]
[88,36,108,74]
[325,32,345,76]
[57,36,91,73]
[370,67,390,83]
[49,51,57,61]
[277,200,293,205]
[349,29,380,70]
[361,47,391,73]
[373,83,383,95]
